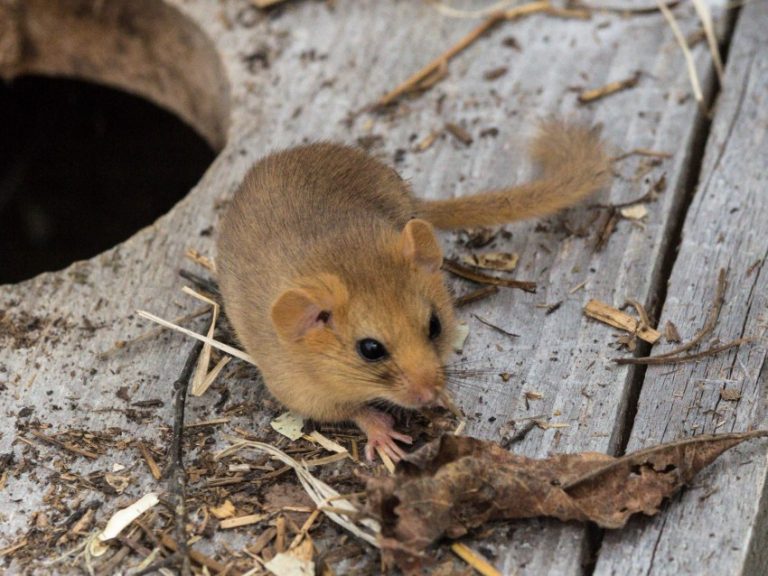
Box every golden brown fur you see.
[216,121,608,459]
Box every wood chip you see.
[461,252,519,271]
[210,499,236,520]
[220,513,268,529]
[304,431,348,454]
[665,320,682,343]
[136,441,162,481]
[620,204,648,220]
[584,299,661,344]
[445,122,473,146]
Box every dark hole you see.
[0,75,217,284]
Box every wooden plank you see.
[0,0,733,573]
[594,2,768,574]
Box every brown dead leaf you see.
[461,252,519,272]
[366,432,766,572]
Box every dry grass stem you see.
[451,542,502,576]
[136,310,255,365]
[691,0,724,83]
[657,0,703,104]
[215,439,380,547]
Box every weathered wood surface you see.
[1,0,762,574]
[595,2,768,574]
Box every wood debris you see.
[220,513,268,529]
[578,71,641,103]
[615,269,754,366]
[451,542,501,576]
[584,299,661,344]
[375,1,585,107]
[445,122,473,146]
[455,285,499,308]
[620,204,648,221]
[461,251,519,271]
[443,259,536,293]
[665,320,682,343]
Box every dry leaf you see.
[271,412,305,441]
[265,552,315,576]
[461,252,519,272]
[366,432,766,572]
[210,499,236,520]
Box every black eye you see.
[429,313,442,340]
[357,338,388,362]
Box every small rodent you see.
[217,121,609,461]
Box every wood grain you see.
[594,2,768,574]
[0,0,750,573]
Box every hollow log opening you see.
[0,0,230,284]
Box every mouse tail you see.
[414,121,610,230]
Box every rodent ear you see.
[400,218,443,273]
[270,274,348,342]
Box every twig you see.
[614,338,752,365]
[654,268,727,358]
[165,341,204,576]
[455,285,500,307]
[376,1,551,107]
[443,260,536,292]
[472,314,519,338]
[578,71,641,103]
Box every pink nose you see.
[413,387,437,405]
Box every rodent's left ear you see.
[270,274,348,342]
[400,219,443,273]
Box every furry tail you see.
[415,121,610,229]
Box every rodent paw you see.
[353,408,412,463]
[364,430,413,463]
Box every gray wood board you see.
[594,2,768,575]
[0,0,737,574]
